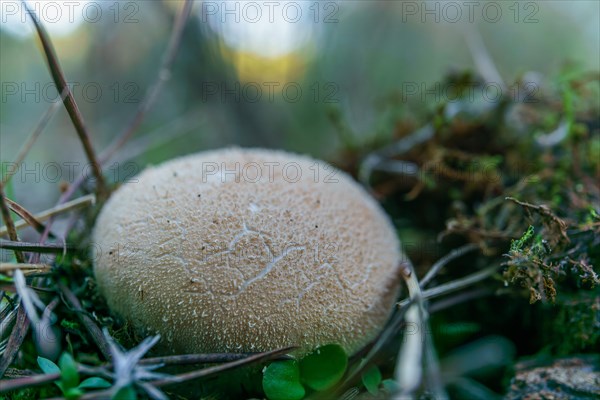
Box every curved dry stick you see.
[2,88,69,185]
[0,240,70,254]
[420,243,480,288]
[0,306,29,377]
[359,124,434,190]
[398,265,500,309]
[33,0,195,261]
[23,1,107,198]
[151,346,296,387]
[0,183,24,263]
[0,194,95,237]
[0,263,52,275]
[4,198,50,237]
[99,0,194,165]
[57,282,112,361]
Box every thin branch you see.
[0,263,52,275]
[390,261,448,399]
[23,1,107,198]
[0,194,95,237]
[429,288,493,314]
[398,265,500,308]
[0,240,70,254]
[420,243,480,288]
[0,349,293,395]
[4,198,51,237]
[57,282,112,361]
[139,352,282,366]
[0,371,60,393]
[359,124,434,189]
[99,0,194,165]
[338,301,413,394]
[463,25,506,91]
[152,346,296,387]
[31,0,194,257]
[0,306,30,377]
[0,183,24,263]
[2,88,69,185]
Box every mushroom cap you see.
[93,148,402,355]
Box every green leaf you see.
[78,377,112,389]
[37,356,60,375]
[112,385,137,400]
[381,379,397,392]
[263,360,305,400]
[64,387,83,400]
[299,344,348,391]
[361,366,382,395]
[59,352,80,390]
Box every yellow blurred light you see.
[220,42,311,84]
[201,1,320,83]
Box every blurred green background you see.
[1,0,599,213]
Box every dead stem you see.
[399,265,501,309]
[30,0,194,261]
[4,198,51,237]
[394,260,446,399]
[23,1,107,199]
[139,352,290,366]
[0,240,70,254]
[57,282,112,361]
[0,371,60,393]
[0,194,95,237]
[152,346,297,387]
[1,88,69,186]
[0,263,52,275]
[0,306,30,376]
[421,243,480,288]
[99,0,194,165]
[0,183,24,263]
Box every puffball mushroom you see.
[93,148,402,355]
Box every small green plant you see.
[262,360,305,400]
[509,225,535,254]
[361,365,382,395]
[37,353,111,399]
[262,344,349,400]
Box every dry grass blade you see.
[0,240,70,254]
[0,183,24,263]
[399,265,501,308]
[0,194,95,237]
[22,1,107,198]
[421,243,480,288]
[139,352,283,366]
[392,262,447,399]
[4,198,51,237]
[359,124,434,189]
[99,0,195,165]
[1,88,69,185]
[336,301,413,395]
[0,263,52,275]
[152,346,297,387]
[57,282,112,361]
[0,306,30,376]
[429,288,493,314]
[0,371,60,393]
[30,0,194,247]
[463,25,506,91]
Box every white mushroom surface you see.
[93,148,403,355]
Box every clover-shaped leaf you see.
[299,344,348,391]
[263,360,305,400]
